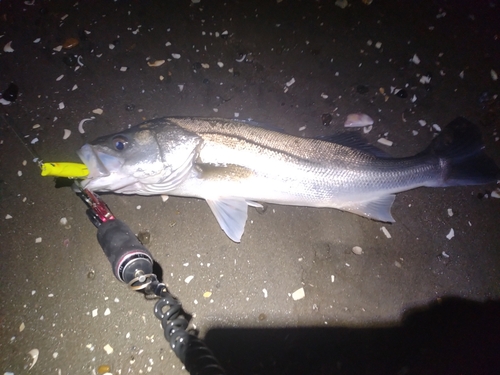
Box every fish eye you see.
[112,136,128,151]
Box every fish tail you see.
[427,117,499,187]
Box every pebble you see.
[321,113,333,126]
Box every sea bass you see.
[77,116,499,242]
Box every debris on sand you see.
[344,113,373,128]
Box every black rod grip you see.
[96,219,153,283]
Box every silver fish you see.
[77,116,499,242]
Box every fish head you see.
[77,126,166,193]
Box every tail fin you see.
[426,117,499,186]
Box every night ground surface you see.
[1,1,500,374]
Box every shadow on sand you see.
[204,297,500,375]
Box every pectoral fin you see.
[206,198,249,242]
[340,195,396,222]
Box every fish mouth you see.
[77,144,124,189]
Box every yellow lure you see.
[41,162,89,178]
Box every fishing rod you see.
[76,185,225,375]
[2,113,225,374]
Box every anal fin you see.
[340,195,396,222]
[206,198,249,242]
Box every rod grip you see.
[96,219,153,283]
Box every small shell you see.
[147,59,165,67]
[344,113,373,127]
[28,348,39,370]
[352,246,363,255]
[63,129,71,139]
[3,41,14,52]
[92,108,103,115]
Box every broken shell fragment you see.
[147,59,165,67]
[28,348,39,370]
[92,108,103,115]
[63,37,79,49]
[344,113,374,128]
[377,137,393,147]
[78,117,96,134]
[63,129,71,139]
[446,228,455,240]
[3,41,14,52]
[292,287,305,300]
